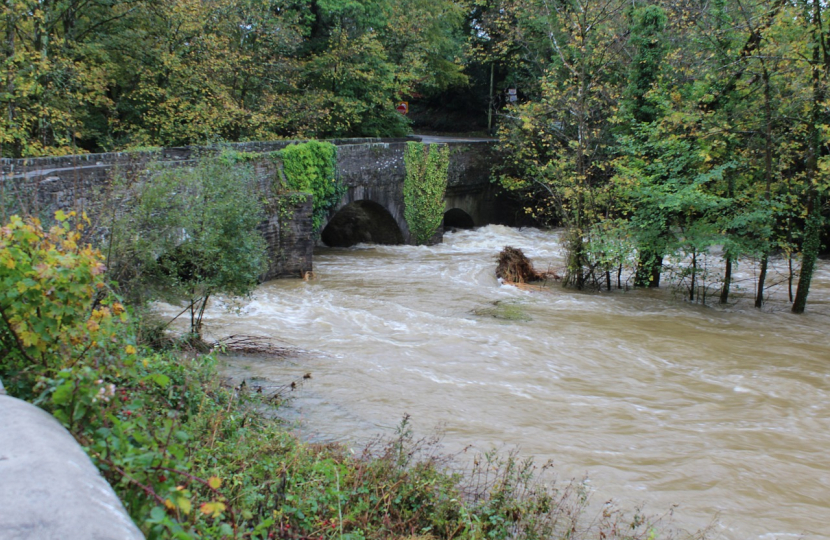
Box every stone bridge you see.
[323,136,507,248]
[1,136,511,280]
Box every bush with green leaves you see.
[404,142,450,245]
[108,156,267,339]
[0,212,134,390]
[279,140,345,234]
[0,213,245,536]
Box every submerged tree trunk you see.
[792,209,821,314]
[788,256,794,302]
[720,255,732,304]
[565,233,587,290]
[756,255,768,308]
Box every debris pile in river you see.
[215,334,295,356]
[495,246,559,285]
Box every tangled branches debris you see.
[495,246,560,285]
[214,334,295,356]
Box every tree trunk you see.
[756,66,774,309]
[487,63,494,133]
[792,208,821,314]
[635,250,662,288]
[756,255,768,308]
[566,233,586,290]
[195,293,210,338]
[792,0,826,314]
[720,255,732,304]
[788,256,794,302]
[190,300,196,335]
[689,251,696,301]
[649,256,662,287]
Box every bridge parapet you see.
[1,139,407,279]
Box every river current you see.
[197,225,830,540]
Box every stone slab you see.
[0,394,144,540]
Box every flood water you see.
[198,226,830,540]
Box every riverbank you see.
[117,346,705,539]
[5,340,700,540]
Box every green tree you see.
[110,156,267,339]
[2,0,470,154]
[494,0,628,289]
[622,5,669,288]
[1,0,113,157]
[789,0,829,313]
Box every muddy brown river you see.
[194,226,830,540]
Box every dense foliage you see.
[279,140,345,234]
[106,155,268,339]
[0,0,468,156]
[404,142,451,245]
[3,0,826,309]
[0,211,132,389]
[478,0,828,311]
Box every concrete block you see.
[0,395,144,540]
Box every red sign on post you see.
[396,101,409,115]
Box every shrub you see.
[0,212,133,392]
[0,213,241,537]
[107,156,267,339]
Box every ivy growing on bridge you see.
[279,141,345,235]
[404,142,450,245]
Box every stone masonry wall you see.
[259,195,314,280]
[1,138,411,279]
[1,138,502,275]
[334,142,411,242]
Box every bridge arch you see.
[443,208,475,230]
[320,199,405,247]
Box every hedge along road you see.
[178,225,830,540]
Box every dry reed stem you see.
[214,334,294,356]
